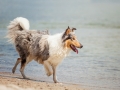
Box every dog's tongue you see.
[70,45,79,54]
[75,48,78,54]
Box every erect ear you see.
[62,26,72,39]
[72,28,76,32]
[65,26,72,35]
[68,26,70,29]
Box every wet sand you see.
[0,72,85,90]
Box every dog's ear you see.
[72,28,76,32]
[64,26,76,34]
[68,26,70,29]
[65,26,72,35]
[62,26,72,39]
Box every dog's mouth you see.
[70,44,78,54]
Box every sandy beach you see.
[0,72,85,90]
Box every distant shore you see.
[0,72,85,90]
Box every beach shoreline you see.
[0,72,85,90]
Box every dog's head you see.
[62,26,83,54]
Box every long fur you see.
[7,17,82,83]
[7,17,29,43]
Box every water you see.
[0,0,120,90]
[0,0,120,29]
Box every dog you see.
[7,17,83,83]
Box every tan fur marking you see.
[64,37,81,48]
[66,29,72,35]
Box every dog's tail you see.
[7,17,30,43]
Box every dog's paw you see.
[46,72,53,76]
[12,67,15,74]
[55,82,63,86]
[23,77,30,80]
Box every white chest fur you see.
[47,33,71,66]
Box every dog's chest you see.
[48,48,71,66]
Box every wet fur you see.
[7,17,82,83]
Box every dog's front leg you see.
[52,65,58,83]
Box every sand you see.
[0,72,85,90]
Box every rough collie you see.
[7,17,83,83]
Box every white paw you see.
[56,82,63,86]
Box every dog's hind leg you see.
[20,57,27,79]
[44,61,53,76]
[12,58,21,73]
[20,55,32,79]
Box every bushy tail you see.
[7,17,30,43]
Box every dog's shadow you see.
[0,73,46,83]
[0,72,76,85]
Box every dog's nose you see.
[80,45,83,48]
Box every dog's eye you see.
[71,37,75,41]
[70,38,75,41]
[72,38,75,40]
